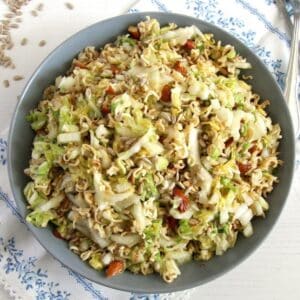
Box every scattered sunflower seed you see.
[9,23,19,29]
[4,13,14,18]
[30,10,38,17]
[65,2,74,10]
[13,75,23,81]
[7,43,14,50]
[1,20,10,25]
[38,40,46,47]
[3,79,9,88]
[4,60,11,67]
[2,26,9,32]
[20,37,27,46]
[36,3,44,11]
[0,1,35,70]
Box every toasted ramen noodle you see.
[24,18,281,283]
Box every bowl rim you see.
[7,11,296,294]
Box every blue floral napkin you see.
[0,0,297,299]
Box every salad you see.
[24,18,281,283]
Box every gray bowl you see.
[8,12,295,294]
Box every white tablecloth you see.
[0,0,299,299]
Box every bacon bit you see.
[106,85,116,95]
[225,137,234,148]
[166,216,178,231]
[129,174,135,184]
[179,197,189,212]
[60,198,70,211]
[111,65,121,75]
[101,103,110,115]
[174,61,187,76]
[51,166,63,178]
[173,187,190,212]
[160,84,172,102]
[248,145,258,154]
[70,94,77,106]
[57,198,70,217]
[106,260,125,277]
[73,59,88,69]
[237,162,252,174]
[52,229,65,240]
[36,129,46,135]
[128,25,140,40]
[159,135,165,143]
[184,39,196,50]
[218,67,229,76]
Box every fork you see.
[284,0,300,137]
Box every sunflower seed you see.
[1,20,10,25]
[20,37,27,46]
[31,10,38,17]
[38,40,46,47]
[36,3,44,11]
[10,23,19,29]
[65,2,74,9]
[4,60,11,67]
[2,25,9,32]
[4,13,14,18]
[3,79,9,87]
[13,75,24,81]
[7,42,14,50]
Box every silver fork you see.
[284,0,300,137]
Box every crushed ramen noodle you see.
[24,18,281,283]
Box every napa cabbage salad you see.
[24,18,281,283]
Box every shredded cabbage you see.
[24,17,281,283]
[26,210,56,227]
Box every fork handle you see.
[284,13,300,138]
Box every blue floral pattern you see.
[0,138,7,166]
[0,187,108,299]
[185,0,286,88]
[235,0,290,46]
[264,0,275,5]
[185,0,217,20]
[150,0,170,12]
[0,237,71,300]
[62,267,108,300]
[128,8,140,13]
[130,294,160,300]
[0,188,25,224]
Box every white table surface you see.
[0,0,300,299]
